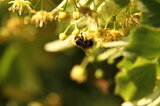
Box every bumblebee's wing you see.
[44,35,75,52]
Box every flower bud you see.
[0,27,11,42]
[58,11,70,21]
[72,28,80,35]
[24,16,30,24]
[111,30,123,40]
[70,65,87,83]
[72,11,81,20]
[133,12,142,20]
[95,69,103,79]
[59,33,67,40]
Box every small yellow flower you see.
[31,10,53,27]
[8,0,32,15]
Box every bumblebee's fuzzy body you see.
[74,36,94,49]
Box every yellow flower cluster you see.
[31,10,53,28]
[0,16,36,42]
[8,0,32,15]
[4,0,142,84]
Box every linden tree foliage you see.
[116,57,156,101]
[114,0,160,105]
[114,0,130,7]
[127,27,160,58]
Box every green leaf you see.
[140,0,160,14]
[117,58,135,70]
[157,63,160,78]
[142,13,160,27]
[0,45,18,83]
[114,0,130,7]
[155,0,160,3]
[115,57,156,101]
[126,27,160,58]
[140,0,160,27]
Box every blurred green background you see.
[0,0,123,106]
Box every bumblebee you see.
[74,35,94,49]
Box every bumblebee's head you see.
[74,36,84,46]
[74,35,94,49]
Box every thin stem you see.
[114,21,116,30]
[46,0,56,7]
[105,16,111,29]
[74,23,79,30]
[32,0,41,10]
[72,0,78,9]
[51,0,68,14]
[83,26,88,32]
[64,24,72,33]
[80,56,89,69]
[64,0,68,10]
[51,0,90,14]
[41,0,43,10]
